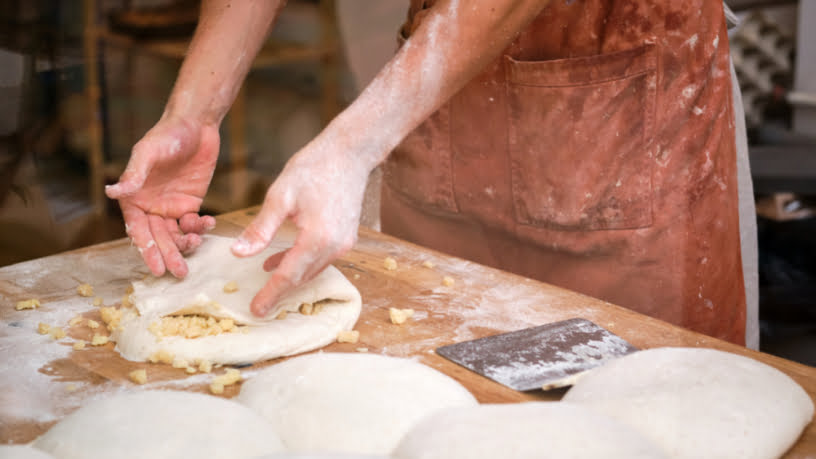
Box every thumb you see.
[232,200,288,257]
[105,150,153,199]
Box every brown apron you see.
[381,0,747,344]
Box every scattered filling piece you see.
[68,316,84,326]
[148,349,175,364]
[49,327,66,340]
[383,257,398,271]
[198,360,213,373]
[422,260,436,269]
[210,368,242,394]
[299,300,329,316]
[65,383,78,392]
[93,297,104,306]
[87,319,100,329]
[77,283,94,297]
[99,306,123,331]
[73,340,86,350]
[389,308,415,325]
[128,369,147,385]
[91,334,109,346]
[171,357,189,369]
[223,281,239,293]
[356,347,369,353]
[121,294,133,308]
[337,330,360,344]
[275,310,288,320]
[37,323,50,335]
[185,366,197,374]
[15,299,40,310]
[442,276,455,287]
[149,315,238,339]
[353,273,361,280]
[125,284,134,294]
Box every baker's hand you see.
[105,117,220,278]
[231,133,370,317]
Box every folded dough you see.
[113,235,362,364]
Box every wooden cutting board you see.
[1,207,815,458]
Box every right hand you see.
[105,116,219,278]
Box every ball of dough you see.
[0,445,55,459]
[563,347,815,459]
[33,390,285,459]
[391,402,667,459]
[236,352,477,455]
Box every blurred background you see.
[0,0,814,364]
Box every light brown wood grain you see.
[1,206,814,457]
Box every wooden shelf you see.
[94,27,337,67]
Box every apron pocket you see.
[505,44,657,231]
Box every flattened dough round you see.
[392,402,666,459]
[114,235,362,364]
[236,352,478,455]
[33,390,285,459]
[0,445,55,459]
[563,347,815,459]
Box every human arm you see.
[233,0,553,316]
[105,0,287,278]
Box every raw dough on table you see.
[114,235,362,364]
[563,347,815,459]
[0,445,55,459]
[236,352,478,455]
[391,402,666,459]
[32,390,285,459]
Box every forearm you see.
[163,0,286,125]
[324,0,551,172]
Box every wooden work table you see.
[1,207,814,456]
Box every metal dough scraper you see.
[436,318,638,391]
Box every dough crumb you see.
[91,334,109,346]
[223,281,239,293]
[275,310,288,320]
[49,326,66,340]
[92,296,104,306]
[422,260,436,269]
[125,284,134,295]
[37,323,51,335]
[73,340,86,350]
[148,349,175,364]
[389,308,415,325]
[77,283,94,297]
[185,366,197,374]
[198,360,213,373]
[171,357,189,369]
[353,273,361,280]
[128,369,147,385]
[442,276,455,287]
[65,383,78,392]
[87,319,100,329]
[384,257,398,271]
[15,299,40,310]
[68,316,84,327]
[99,306,124,331]
[337,330,360,343]
[356,347,369,353]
